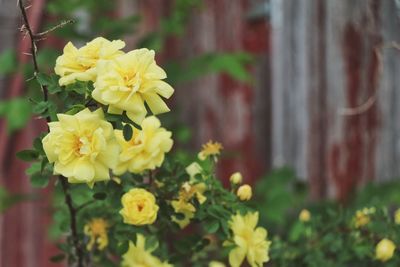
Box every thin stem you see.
[60,177,84,267]
[18,1,84,266]
[18,0,48,103]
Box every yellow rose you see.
[42,108,120,187]
[92,48,174,124]
[122,234,172,267]
[354,207,375,228]
[198,140,223,161]
[113,116,173,175]
[171,182,207,228]
[237,184,252,201]
[299,209,311,222]
[171,199,196,229]
[55,37,125,86]
[225,212,271,267]
[120,188,159,225]
[376,238,396,262]
[84,218,109,251]
[229,172,243,184]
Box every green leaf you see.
[16,150,39,161]
[65,81,88,95]
[123,124,133,141]
[36,73,53,86]
[30,173,49,188]
[0,49,17,75]
[26,162,41,175]
[93,192,107,200]
[205,220,220,234]
[33,137,44,155]
[116,241,129,254]
[32,101,51,114]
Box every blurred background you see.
[0,0,400,266]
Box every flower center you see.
[125,72,142,102]
[137,203,144,212]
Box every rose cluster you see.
[40,37,271,267]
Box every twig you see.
[338,95,376,116]
[35,19,74,38]
[18,1,84,266]
[18,0,47,102]
[76,199,96,212]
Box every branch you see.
[18,0,48,103]
[18,1,84,266]
[35,19,74,38]
[60,177,85,267]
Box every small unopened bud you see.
[299,209,311,222]
[230,172,243,184]
[237,184,252,201]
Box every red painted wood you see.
[0,0,62,266]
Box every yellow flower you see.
[92,48,174,124]
[120,188,159,225]
[55,37,125,86]
[185,162,203,179]
[237,184,252,201]
[198,141,223,160]
[42,108,120,187]
[171,199,196,229]
[113,116,173,175]
[375,238,396,262]
[84,218,109,251]
[230,172,243,185]
[354,207,375,228]
[299,209,311,222]
[209,261,226,267]
[122,234,172,267]
[395,208,400,224]
[171,182,207,228]
[226,212,271,267]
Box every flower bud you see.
[299,209,311,222]
[376,238,396,262]
[395,208,400,225]
[230,172,243,184]
[237,184,252,201]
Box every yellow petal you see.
[73,159,94,181]
[142,92,170,114]
[229,247,246,267]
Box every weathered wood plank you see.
[270,0,400,200]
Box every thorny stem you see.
[17,1,84,266]
[18,0,48,103]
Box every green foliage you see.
[0,186,36,213]
[0,97,32,133]
[251,169,400,267]
[0,48,17,75]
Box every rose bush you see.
[20,37,270,267]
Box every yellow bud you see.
[237,184,252,201]
[230,172,243,184]
[395,209,400,225]
[299,209,311,222]
[376,238,396,262]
